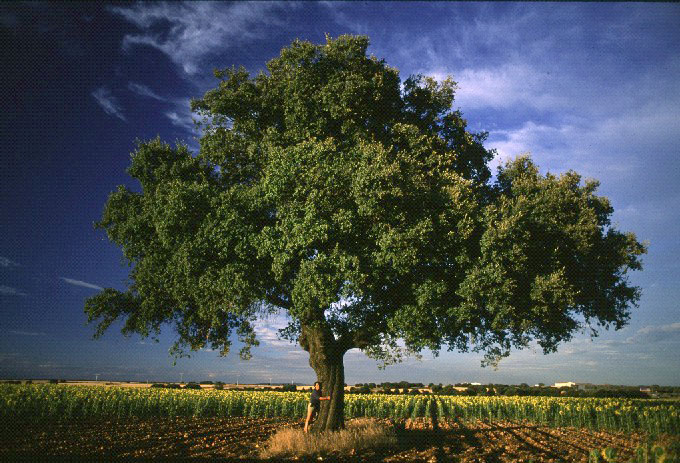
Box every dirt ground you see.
[0,416,669,462]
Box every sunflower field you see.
[1,384,677,436]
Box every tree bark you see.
[299,322,347,433]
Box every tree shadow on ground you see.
[333,420,486,463]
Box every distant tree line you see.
[347,382,679,398]
[149,382,300,392]
[5,379,675,398]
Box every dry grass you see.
[260,418,397,459]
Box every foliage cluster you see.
[84,34,646,432]
[85,34,646,371]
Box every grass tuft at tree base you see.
[259,418,397,459]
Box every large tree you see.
[85,35,646,432]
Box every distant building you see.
[553,382,594,390]
[553,382,576,388]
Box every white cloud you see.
[285,348,306,355]
[109,2,295,75]
[0,256,19,267]
[470,324,678,384]
[487,121,575,171]
[486,109,671,187]
[253,323,293,348]
[557,337,625,356]
[91,87,126,121]
[453,63,567,111]
[392,10,680,199]
[126,83,197,135]
[479,107,679,255]
[0,285,27,296]
[394,40,678,220]
[38,362,60,369]
[127,82,167,101]
[60,277,104,291]
[165,109,195,133]
[626,322,680,344]
[321,2,371,36]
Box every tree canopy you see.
[86,35,646,430]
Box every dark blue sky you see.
[1,2,679,386]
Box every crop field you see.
[1,384,678,462]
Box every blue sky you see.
[1,2,679,386]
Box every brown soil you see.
[0,416,670,462]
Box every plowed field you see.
[0,416,667,462]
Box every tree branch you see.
[338,325,382,352]
[265,293,291,310]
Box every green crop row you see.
[437,395,679,435]
[0,384,309,420]
[1,384,677,436]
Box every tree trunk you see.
[309,348,345,433]
[299,322,347,433]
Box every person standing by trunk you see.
[304,381,330,433]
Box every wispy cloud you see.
[385,6,680,211]
[0,352,21,362]
[253,313,295,349]
[126,82,197,135]
[127,82,167,101]
[138,340,158,346]
[0,285,27,296]
[626,322,680,345]
[453,63,567,112]
[556,337,626,356]
[487,121,576,171]
[109,2,295,75]
[10,330,46,336]
[486,103,679,206]
[91,87,126,121]
[286,349,306,357]
[321,2,372,36]
[165,108,195,133]
[253,324,293,349]
[60,277,104,291]
[38,362,61,369]
[0,256,19,267]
